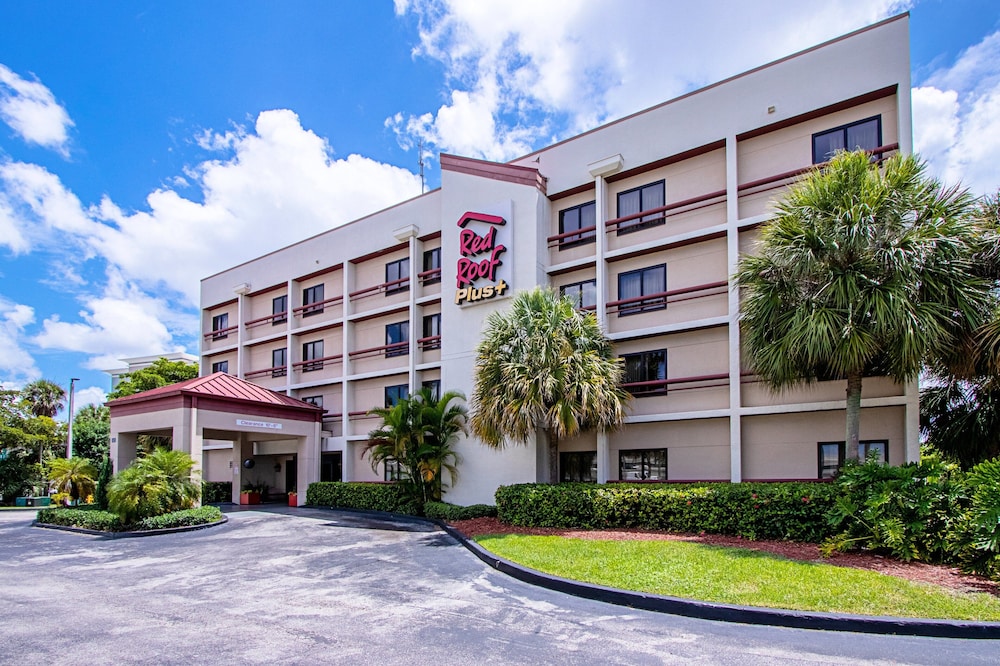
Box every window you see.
[211,313,229,340]
[385,384,408,407]
[616,180,665,235]
[621,349,667,396]
[422,379,441,401]
[386,258,410,295]
[619,449,667,481]
[423,248,441,285]
[386,321,409,358]
[302,340,324,372]
[272,347,287,378]
[617,265,666,315]
[384,459,408,482]
[560,279,597,310]
[272,295,288,325]
[560,451,597,482]
[812,116,881,164]
[212,360,229,374]
[302,395,323,410]
[422,313,441,350]
[818,440,888,478]
[302,284,324,317]
[558,201,596,249]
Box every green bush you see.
[947,457,1000,579]
[202,481,232,504]
[36,507,125,531]
[107,449,200,522]
[822,456,967,562]
[137,506,223,530]
[496,482,837,542]
[36,505,222,532]
[424,501,497,521]
[306,482,423,515]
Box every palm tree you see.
[920,377,1000,469]
[107,448,200,523]
[471,287,629,483]
[365,388,468,503]
[46,456,98,503]
[20,380,66,418]
[736,150,994,462]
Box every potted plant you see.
[287,491,298,507]
[240,482,262,505]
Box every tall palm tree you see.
[47,456,98,503]
[366,393,423,496]
[736,150,994,462]
[471,287,629,483]
[20,380,66,418]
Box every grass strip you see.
[475,534,1000,621]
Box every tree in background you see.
[47,457,98,504]
[20,379,66,418]
[736,151,994,462]
[0,388,66,501]
[72,404,111,463]
[108,358,198,399]
[471,288,629,483]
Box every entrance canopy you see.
[107,372,323,505]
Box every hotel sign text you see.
[455,211,510,305]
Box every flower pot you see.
[288,493,298,507]
[240,492,261,505]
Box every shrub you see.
[424,501,497,521]
[95,456,113,510]
[202,481,232,504]
[948,457,1000,579]
[36,507,125,532]
[307,482,423,515]
[496,482,837,541]
[822,456,967,562]
[107,449,200,523]
[137,506,223,530]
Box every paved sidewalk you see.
[0,507,996,665]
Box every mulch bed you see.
[451,517,1000,597]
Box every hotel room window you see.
[621,349,667,396]
[386,321,409,358]
[558,201,596,249]
[211,313,229,340]
[617,265,666,315]
[812,116,881,164]
[271,347,287,378]
[422,248,441,285]
[560,279,597,310]
[422,313,441,350]
[560,451,597,482]
[211,360,229,374]
[384,384,409,407]
[302,284,324,316]
[616,180,664,235]
[422,379,441,401]
[272,295,288,325]
[302,340,324,372]
[619,449,667,481]
[386,258,410,295]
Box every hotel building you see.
[187,15,915,505]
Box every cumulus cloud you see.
[912,31,1000,195]
[390,0,910,160]
[0,64,74,157]
[0,296,41,387]
[72,385,108,411]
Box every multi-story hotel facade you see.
[194,15,915,505]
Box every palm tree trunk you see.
[845,372,863,462]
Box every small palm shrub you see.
[46,457,98,504]
[107,449,200,523]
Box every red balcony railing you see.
[245,311,288,328]
[291,354,343,373]
[203,325,239,341]
[606,280,728,316]
[349,277,410,302]
[418,335,441,351]
[348,341,409,360]
[291,295,344,317]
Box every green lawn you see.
[475,534,1000,621]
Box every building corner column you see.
[725,134,743,483]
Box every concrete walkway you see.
[0,507,996,665]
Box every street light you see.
[66,378,80,458]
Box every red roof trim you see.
[457,211,506,228]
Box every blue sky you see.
[1,0,998,413]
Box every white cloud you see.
[0,64,74,157]
[0,297,41,387]
[913,31,1000,195]
[72,385,107,412]
[391,0,910,160]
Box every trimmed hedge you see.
[202,481,233,504]
[496,482,838,542]
[36,505,223,532]
[424,501,498,521]
[306,482,423,516]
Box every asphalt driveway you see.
[0,506,995,665]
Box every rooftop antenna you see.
[418,139,426,194]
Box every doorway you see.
[321,452,342,482]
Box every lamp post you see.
[66,378,80,458]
